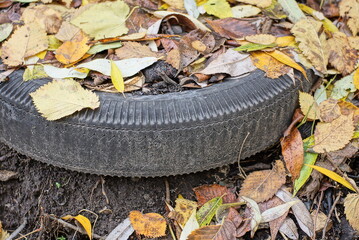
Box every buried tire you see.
[0,69,314,177]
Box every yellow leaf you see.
[129,211,167,238]
[353,68,359,90]
[250,51,291,79]
[313,114,354,153]
[62,214,93,240]
[56,31,90,65]
[168,198,198,227]
[291,18,329,73]
[339,0,359,36]
[36,50,47,59]
[306,164,357,192]
[245,34,276,45]
[203,0,233,19]
[163,0,184,9]
[265,50,308,80]
[30,79,100,121]
[110,60,125,93]
[275,36,296,47]
[344,193,359,231]
[299,91,320,120]
[236,0,272,8]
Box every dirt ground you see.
[0,142,357,240]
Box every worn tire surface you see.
[0,69,313,177]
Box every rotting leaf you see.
[30,79,100,121]
[168,197,198,227]
[193,184,237,206]
[62,214,92,240]
[196,196,223,227]
[129,211,167,238]
[239,160,286,203]
[206,18,257,39]
[344,193,359,231]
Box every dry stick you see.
[311,190,324,240]
[100,177,110,205]
[45,214,105,239]
[14,228,42,240]
[164,178,171,204]
[321,192,342,240]
[237,132,250,179]
[6,218,27,240]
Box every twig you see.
[237,132,250,179]
[311,190,324,240]
[164,178,171,204]
[45,214,105,239]
[100,177,110,205]
[321,192,342,240]
[6,219,27,240]
[14,228,42,240]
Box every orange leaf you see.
[193,184,237,206]
[250,51,291,79]
[56,31,90,65]
[281,127,304,181]
[129,211,166,238]
[62,214,92,240]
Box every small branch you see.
[6,218,27,240]
[164,178,171,204]
[321,192,341,240]
[311,190,324,240]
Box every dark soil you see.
[0,142,357,240]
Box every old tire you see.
[0,69,314,177]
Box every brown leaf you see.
[327,143,358,166]
[339,0,359,36]
[0,170,18,181]
[206,18,257,39]
[258,196,288,240]
[250,51,291,79]
[193,184,237,206]
[327,32,358,76]
[311,211,333,233]
[338,100,359,124]
[115,42,157,59]
[349,37,359,50]
[281,127,304,181]
[313,114,354,153]
[239,160,286,203]
[319,99,341,122]
[344,193,359,231]
[245,34,276,45]
[166,49,181,70]
[129,211,166,238]
[187,223,235,240]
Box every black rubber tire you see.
[0,69,314,177]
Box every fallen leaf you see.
[56,31,90,65]
[261,0,287,20]
[129,211,166,238]
[291,18,329,73]
[193,184,237,206]
[184,0,200,18]
[179,210,199,240]
[55,21,81,42]
[62,215,92,240]
[311,211,332,233]
[44,65,88,79]
[245,34,276,45]
[276,188,313,237]
[299,92,320,120]
[197,196,223,226]
[241,196,262,237]
[110,60,124,93]
[306,164,357,192]
[124,73,145,92]
[339,0,359,36]
[235,43,276,52]
[313,113,354,153]
[23,65,48,81]
[275,36,296,47]
[319,99,341,122]
[199,49,256,76]
[277,0,306,23]
[30,79,100,120]
[331,74,356,100]
[261,200,298,223]
[187,224,232,240]
[327,143,358,166]
[203,0,233,19]
[0,222,10,240]
[0,170,18,181]
[327,32,358,76]
[0,23,12,42]
[354,68,359,90]
[163,0,184,9]
[250,51,291,78]
[166,49,181,69]
[344,193,359,231]
[169,197,198,227]
[349,37,359,50]
[115,42,157,59]
[293,136,318,196]
[88,42,122,55]
[206,18,257,39]
[239,160,286,203]
[236,0,272,8]
[1,23,48,66]
[281,127,304,181]
[71,0,129,40]
[231,5,261,18]
[279,217,299,240]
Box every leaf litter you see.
[1,0,359,238]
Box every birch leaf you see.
[291,18,329,73]
[129,211,166,238]
[71,0,129,40]
[30,79,100,120]
[203,0,233,19]
[339,0,359,36]
[299,92,320,120]
[344,193,359,231]
[56,31,90,65]
[111,60,125,93]
[196,196,223,227]
[331,74,356,100]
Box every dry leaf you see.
[236,0,272,8]
[56,31,90,64]
[110,60,124,93]
[291,18,329,73]
[344,193,359,231]
[250,51,291,79]
[206,18,257,39]
[281,127,304,181]
[62,215,92,240]
[203,0,233,19]
[299,92,320,120]
[1,23,48,66]
[55,21,81,42]
[0,170,18,181]
[279,217,299,239]
[311,211,332,233]
[231,5,261,18]
[0,222,10,240]
[319,99,341,122]
[187,223,235,240]
[354,68,359,90]
[163,0,184,9]
[193,184,237,206]
[239,160,286,203]
[129,211,166,238]
[115,42,157,59]
[169,198,198,227]
[327,143,358,166]
[179,210,199,240]
[245,34,276,45]
[349,37,359,50]
[30,79,100,121]
[166,49,181,69]
[339,0,359,36]
[313,114,354,153]
[327,32,358,76]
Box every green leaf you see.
[196,196,223,227]
[330,74,356,100]
[203,0,233,19]
[23,65,48,81]
[306,164,357,192]
[110,60,124,93]
[87,42,123,55]
[293,136,318,196]
[277,0,306,23]
[234,43,276,52]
